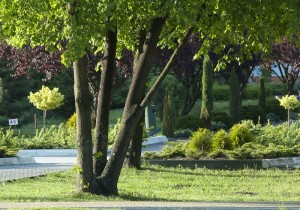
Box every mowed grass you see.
[0,165,299,202]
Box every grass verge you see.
[0,164,299,202]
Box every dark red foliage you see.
[0,41,64,80]
[263,36,300,94]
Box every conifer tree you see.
[229,67,240,123]
[162,88,175,137]
[200,54,213,129]
[258,77,266,123]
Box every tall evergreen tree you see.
[258,77,266,123]
[162,88,175,137]
[200,54,213,129]
[229,67,240,123]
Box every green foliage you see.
[266,98,286,120]
[67,113,76,128]
[18,124,76,149]
[200,54,213,129]
[213,85,229,101]
[258,78,266,123]
[144,141,188,159]
[108,118,121,147]
[212,129,233,150]
[240,105,260,123]
[266,113,281,123]
[229,123,255,147]
[28,86,64,111]
[175,115,204,131]
[150,74,183,120]
[0,127,24,148]
[162,89,176,138]
[276,95,300,110]
[111,79,131,109]
[213,112,233,129]
[229,67,240,123]
[188,128,213,153]
[174,129,192,138]
[0,146,18,158]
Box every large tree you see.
[0,0,296,196]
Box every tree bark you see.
[94,17,166,195]
[123,112,144,169]
[93,28,117,177]
[73,55,94,192]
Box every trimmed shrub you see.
[212,112,233,129]
[0,146,18,158]
[200,54,213,129]
[174,129,192,138]
[229,123,255,147]
[213,85,229,101]
[175,115,204,131]
[188,128,213,153]
[240,105,260,123]
[212,129,233,150]
[266,98,286,120]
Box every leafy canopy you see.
[28,86,64,111]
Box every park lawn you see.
[0,164,299,202]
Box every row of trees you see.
[0,0,299,196]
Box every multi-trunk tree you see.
[0,0,296,196]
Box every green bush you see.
[188,128,213,153]
[243,84,272,100]
[213,85,229,101]
[0,146,18,158]
[175,115,204,131]
[266,98,287,120]
[229,123,255,147]
[213,112,233,128]
[266,113,281,123]
[108,118,121,147]
[240,105,260,123]
[212,129,233,150]
[174,129,192,138]
[19,124,76,149]
[0,127,24,147]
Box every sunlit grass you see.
[0,165,299,202]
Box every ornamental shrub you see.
[67,113,76,128]
[212,129,233,150]
[229,123,255,147]
[0,146,18,158]
[266,98,286,120]
[188,128,213,153]
[212,112,233,129]
[175,115,204,131]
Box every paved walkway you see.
[0,201,300,209]
[0,163,72,183]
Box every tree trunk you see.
[123,112,144,169]
[123,31,146,169]
[73,55,94,192]
[93,28,117,177]
[93,20,195,195]
[94,17,166,195]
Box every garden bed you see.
[145,157,300,169]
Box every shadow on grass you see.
[140,165,285,179]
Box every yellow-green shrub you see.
[212,129,233,150]
[188,128,213,153]
[229,123,254,147]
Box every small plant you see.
[28,86,64,128]
[188,128,213,153]
[229,123,255,147]
[276,95,300,127]
[67,113,76,128]
[0,146,18,158]
[212,129,233,150]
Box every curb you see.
[146,157,300,170]
[0,157,36,165]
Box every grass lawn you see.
[0,165,299,202]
